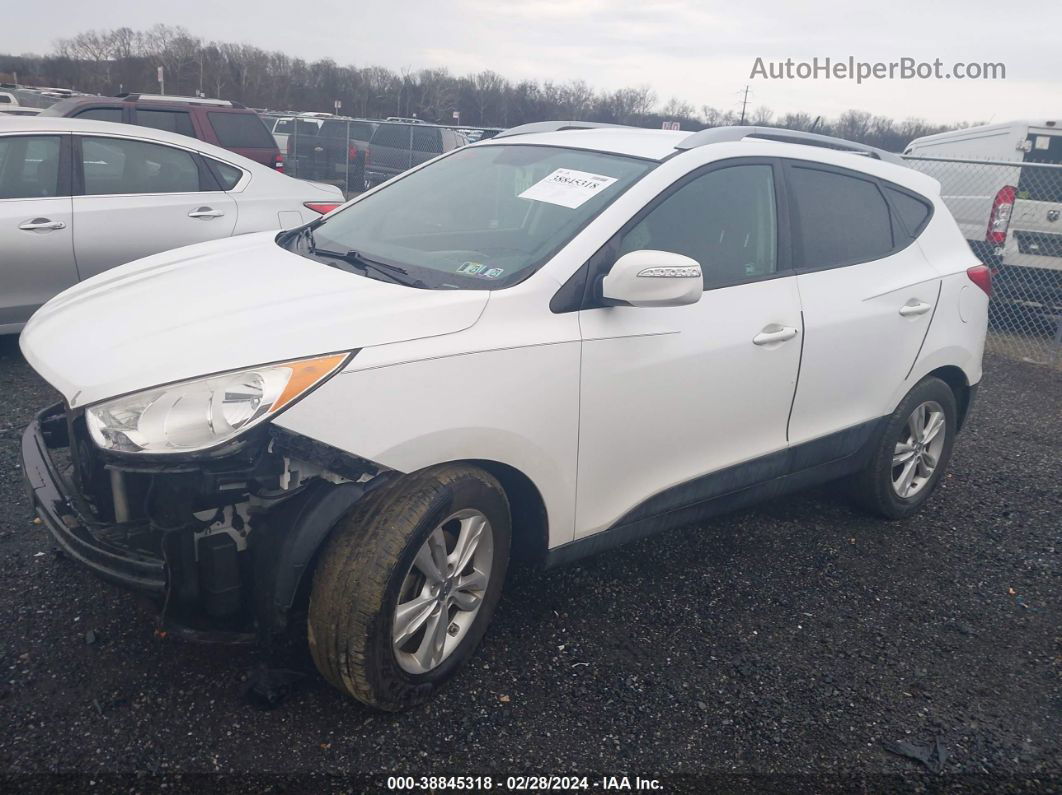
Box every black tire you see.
[308,464,510,710]
[850,376,958,519]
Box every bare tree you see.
[749,105,774,125]
[661,97,696,119]
[5,26,962,151]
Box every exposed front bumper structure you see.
[22,404,167,595]
[21,403,382,641]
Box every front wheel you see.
[850,376,958,519]
[308,464,510,710]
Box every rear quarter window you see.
[208,159,244,190]
[884,186,932,237]
[207,112,276,149]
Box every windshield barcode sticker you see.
[518,168,619,209]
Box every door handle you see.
[188,207,225,219]
[19,218,66,231]
[752,325,799,346]
[899,300,933,317]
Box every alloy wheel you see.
[392,509,494,674]
[892,400,947,499]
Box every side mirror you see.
[601,250,703,308]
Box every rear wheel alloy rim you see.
[392,509,494,675]
[892,400,946,499]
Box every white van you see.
[905,120,1062,312]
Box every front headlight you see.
[85,353,348,454]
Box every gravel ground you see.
[0,334,1058,792]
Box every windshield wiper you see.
[313,247,425,288]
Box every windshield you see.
[304,144,654,289]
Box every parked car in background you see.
[1,84,85,110]
[19,123,987,710]
[457,128,503,143]
[363,121,465,189]
[0,107,40,117]
[905,120,1062,313]
[265,114,306,150]
[265,112,340,151]
[0,91,18,106]
[0,116,343,332]
[286,118,377,188]
[41,94,284,172]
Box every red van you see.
[41,93,283,171]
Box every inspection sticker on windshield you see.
[457,262,505,279]
[518,168,618,209]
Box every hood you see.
[21,232,489,408]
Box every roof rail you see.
[676,126,903,165]
[113,93,245,109]
[493,120,632,139]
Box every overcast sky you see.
[3,0,1059,124]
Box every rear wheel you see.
[850,376,958,519]
[308,464,510,710]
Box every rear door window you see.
[0,135,63,198]
[136,109,196,138]
[81,136,202,195]
[787,165,895,269]
[207,112,276,149]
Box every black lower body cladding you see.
[20,402,384,642]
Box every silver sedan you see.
[0,116,345,333]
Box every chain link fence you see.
[902,155,1062,367]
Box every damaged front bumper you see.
[21,403,387,641]
[22,406,167,594]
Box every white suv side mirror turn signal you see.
[601,250,703,307]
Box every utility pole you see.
[739,84,750,125]
[157,66,164,95]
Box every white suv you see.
[20,123,989,710]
